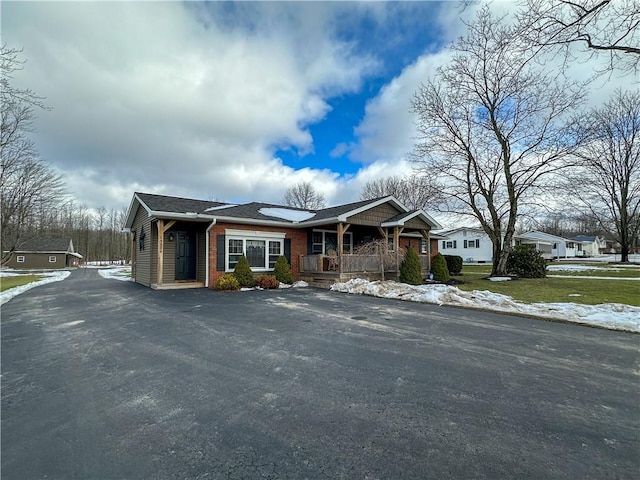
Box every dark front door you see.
[175,231,196,280]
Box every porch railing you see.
[300,254,431,274]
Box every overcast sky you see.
[2,1,635,214]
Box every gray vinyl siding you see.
[162,231,176,284]
[130,203,152,286]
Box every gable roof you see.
[125,192,442,230]
[135,192,227,214]
[11,237,81,257]
[437,227,485,237]
[381,210,443,230]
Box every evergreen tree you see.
[233,256,255,287]
[274,255,293,284]
[399,246,423,285]
[430,253,450,282]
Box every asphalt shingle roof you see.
[16,237,73,253]
[136,192,227,214]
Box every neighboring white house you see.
[518,231,583,258]
[570,235,605,257]
[437,227,494,263]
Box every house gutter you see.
[205,219,217,288]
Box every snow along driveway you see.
[331,279,640,333]
[0,270,71,306]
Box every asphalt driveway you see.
[2,269,639,479]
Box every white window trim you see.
[225,232,285,272]
[49,255,57,263]
[16,255,25,263]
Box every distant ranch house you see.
[3,237,83,269]
[124,192,443,289]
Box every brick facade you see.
[208,223,307,287]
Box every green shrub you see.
[430,253,450,282]
[444,255,463,275]
[256,274,279,289]
[399,246,423,285]
[215,273,240,291]
[233,256,255,287]
[507,245,547,278]
[273,255,293,284]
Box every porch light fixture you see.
[168,232,175,242]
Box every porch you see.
[299,253,432,288]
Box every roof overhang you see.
[380,209,442,230]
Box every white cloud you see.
[3,2,376,208]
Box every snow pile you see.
[279,281,309,289]
[331,279,640,332]
[98,266,131,281]
[1,270,71,305]
[259,208,316,222]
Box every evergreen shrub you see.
[507,245,547,278]
[274,256,293,284]
[215,273,240,291]
[233,256,255,287]
[430,253,450,282]
[444,255,463,275]
[399,246,423,285]
[256,275,280,289]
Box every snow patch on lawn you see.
[488,277,513,282]
[1,270,71,305]
[331,279,640,333]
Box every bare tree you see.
[283,181,326,210]
[411,7,584,276]
[360,175,441,210]
[1,45,66,264]
[565,90,640,262]
[517,0,640,75]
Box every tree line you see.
[1,44,130,265]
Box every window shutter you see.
[464,240,468,248]
[453,240,457,248]
[442,240,446,249]
[216,235,225,271]
[475,239,480,248]
[284,238,292,265]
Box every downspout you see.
[205,219,217,288]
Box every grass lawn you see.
[0,275,44,292]
[547,268,640,278]
[454,265,640,306]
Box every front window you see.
[17,255,25,263]
[49,256,57,263]
[226,230,285,271]
[228,239,244,270]
[419,238,428,254]
[246,240,266,268]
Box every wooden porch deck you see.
[299,254,431,288]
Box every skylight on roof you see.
[259,208,316,222]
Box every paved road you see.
[2,269,638,479]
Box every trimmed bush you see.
[430,253,450,282]
[233,256,255,287]
[444,255,463,275]
[274,255,293,284]
[399,246,423,285]
[507,245,547,278]
[215,273,240,291]
[256,274,279,289]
